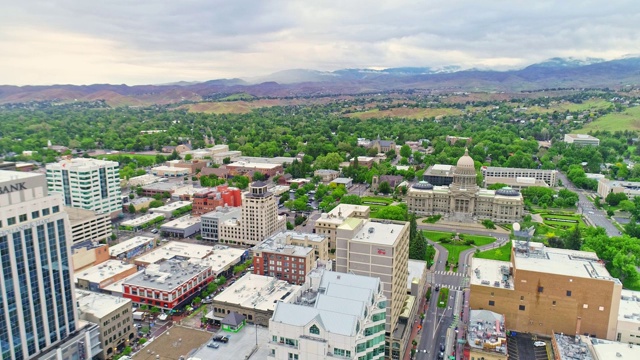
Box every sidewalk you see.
[403,287,429,360]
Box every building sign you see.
[377,249,386,255]
[0,182,26,195]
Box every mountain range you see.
[1,57,639,106]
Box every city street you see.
[556,171,620,236]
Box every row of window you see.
[0,206,58,228]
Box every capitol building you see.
[407,149,524,223]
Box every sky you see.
[1,0,638,85]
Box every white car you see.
[534,341,546,347]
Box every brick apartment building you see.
[192,185,242,215]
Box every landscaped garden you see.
[437,287,449,308]
[474,242,512,262]
[423,230,496,264]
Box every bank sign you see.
[0,182,27,195]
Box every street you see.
[556,171,620,237]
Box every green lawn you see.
[439,243,473,264]
[424,230,496,264]
[475,243,512,262]
[361,196,394,205]
[423,230,453,242]
[437,287,449,308]
[219,93,255,101]
[580,105,640,132]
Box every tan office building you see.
[336,218,410,359]
[314,204,370,251]
[470,241,622,340]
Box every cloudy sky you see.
[1,0,638,85]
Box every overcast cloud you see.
[1,0,638,85]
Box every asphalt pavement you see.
[556,171,620,237]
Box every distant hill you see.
[1,57,639,106]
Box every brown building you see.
[192,185,242,215]
[226,161,283,177]
[167,159,208,174]
[71,241,111,272]
[469,241,622,340]
[251,235,316,285]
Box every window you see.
[520,296,524,301]
[488,300,495,306]
[519,305,525,311]
[599,306,605,311]
[310,324,320,335]
[538,286,544,293]
[52,206,60,213]
[552,301,556,306]
[32,211,40,219]
[7,217,16,226]
[42,208,50,216]
[566,290,572,297]
[583,304,589,309]
[288,353,298,360]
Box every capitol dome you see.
[456,148,475,169]
[412,181,434,190]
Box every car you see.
[434,286,440,292]
[440,344,445,352]
[438,352,444,359]
[534,341,546,347]
[206,342,219,349]
[212,335,229,343]
[151,229,158,234]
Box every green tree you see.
[129,193,135,199]
[128,204,136,213]
[606,192,629,206]
[252,172,266,181]
[563,225,582,250]
[400,145,412,158]
[408,214,427,260]
[378,181,392,194]
[314,152,344,170]
[149,200,164,208]
[184,154,193,161]
[487,183,508,190]
[373,205,407,221]
[340,194,363,205]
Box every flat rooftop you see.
[121,213,165,227]
[485,176,549,187]
[228,161,281,169]
[160,215,201,230]
[589,336,640,358]
[468,310,507,355]
[566,134,599,140]
[109,236,155,257]
[408,260,427,290]
[341,218,406,246]
[213,273,300,312]
[201,206,242,219]
[135,241,214,264]
[470,258,514,290]
[269,230,326,244]
[427,164,454,174]
[315,204,370,225]
[482,166,557,173]
[64,206,102,222]
[47,158,118,170]
[142,182,178,191]
[102,271,142,295]
[331,177,353,184]
[235,156,296,164]
[75,259,137,284]
[189,245,246,274]
[191,325,271,360]
[0,170,41,183]
[619,289,640,323]
[125,259,210,292]
[128,197,154,205]
[151,200,192,212]
[513,241,620,283]
[253,236,314,257]
[76,289,131,319]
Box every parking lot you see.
[191,325,271,360]
[132,326,211,360]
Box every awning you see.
[205,311,225,321]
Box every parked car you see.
[534,341,546,347]
[207,342,219,349]
[212,335,229,343]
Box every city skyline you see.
[1,0,638,85]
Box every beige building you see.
[314,204,370,251]
[65,206,113,243]
[336,218,410,360]
[314,169,340,182]
[616,290,640,344]
[71,242,111,271]
[564,133,600,146]
[407,150,524,223]
[76,290,135,360]
[217,181,286,246]
[484,176,549,191]
[470,241,622,340]
[482,166,558,187]
[597,178,640,199]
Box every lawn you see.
[219,92,255,101]
[424,230,496,264]
[437,287,449,308]
[475,242,512,262]
[360,196,394,205]
[423,230,454,242]
[580,105,640,132]
[539,213,586,230]
[439,243,473,264]
[345,107,463,120]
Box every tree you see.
[252,172,266,181]
[128,204,136,213]
[168,149,179,161]
[620,200,636,213]
[184,154,193,161]
[408,214,427,260]
[606,192,628,206]
[563,225,582,250]
[129,193,135,199]
[487,183,508,190]
[373,205,407,221]
[400,145,412,158]
[223,157,231,164]
[314,152,344,170]
[378,181,392,194]
[340,194,363,205]
[149,200,164,208]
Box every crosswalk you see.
[434,271,466,276]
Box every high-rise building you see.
[336,218,410,359]
[217,181,286,246]
[0,171,78,359]
[46,158,122,218]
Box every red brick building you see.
[122,260,213,309]
[192,185,242,215]
[251,236,315,285]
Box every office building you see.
[616,290,640,344]
[314,204,370,251]
[76,290,135,360]
[71,241,110,272]
[149,200,192,219]
[46,158,122,218]
[469,241,622,340]
[75,259,138,291]
[407,151,524,223]
[423,164,456,186]
[481,166,558,187]
[552,333,640,360]
[119,213,165,231]
[314,169,340,183]
[336,218,410,359]
[207,273,301,327]
[122,259,214,309]
[564,134,600,146]
[191,185,242,215]
[484,176,549,190]
[269,269,387,360]
[597,178,640,199]
[150,165,190,178]
[108,236,155,260]
[201,206,242,242]
[65,207,112,244]
[466,310,508,360]
[0,171,79,359]
[217,181,286,246]
[37,322,101,360]
[160,215,201,238]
